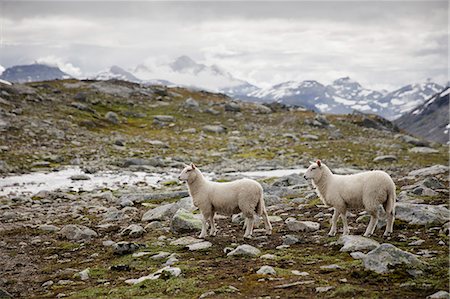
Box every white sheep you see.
[178,164,272,238]
[303,160,395,237]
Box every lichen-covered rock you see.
[58,225,98,241]
[227,244,261,257]
[141,203,179,221]
[338,235,380,252]
[285,218,320,232]
[408,165,448,177]
[257,265,276,275]
[362,243,424,274]
[170,208,202,233]
[395,203,450,225]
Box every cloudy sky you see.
[0,1,448,90]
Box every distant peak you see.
[333,77,359,86]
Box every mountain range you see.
[395,87,449,144]
[0,57,446,121]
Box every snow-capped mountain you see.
[93,65,141,82]
[395,87,449,144]
[378,82,444,119]
[0,64,71,83]
[241,77,444,119]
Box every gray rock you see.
[409,165,449,177]
[105,111,119,124]
[203,125,226,134]
[301,134,319,141]
[76,268,90,281]
[338,235,380,252]
[177,197,197,212]
[264,195,282,206]
[151,252,171,260]
[153,115,175,122]
[396,202,450,225]
[184,98,200,111]
[0,160,10,173]
[38,224,60,232]
[142,203,179,222]
[361,243,424,274]
[112,241,140,255]
[69,174,91,181]
[400,135,428,146]
[285,218,320,232]
[124,266,181,285]
[205,108,220,115]
[316,286,334,293]
[253,104,272,114]
[426,291,450,299]
[224,102,241,112]
[121,157,165,168]
[170,208,202,233]
[227,244,261,257]
[58,225,98,241]
[121,224,145,238]
[409,147,439,154]
[422,177,445,190]
[282,234,300,245]
[256,265,276,275]
[373,155,397,162]
[187,241,212,251]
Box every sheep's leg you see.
[328,209,341,236]
[199,212,210,239]
[261,207,273,235]
[243,217,248,230]
[209,213,217,236]
[243,216,254,238]
[383,196,395,237]
[340,211,349,235]
[364,211,378,237]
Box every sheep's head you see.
[304,160,323,181]
[178,163,198,183]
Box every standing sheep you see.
[303,160,395,237]
[178,164,272,238]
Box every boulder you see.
[361,243,424,274]
[105,111,119,124]
[338,235,380,252]
[203,125,226,134]
[187,241,212,251]
[227,244,261,257]
[408,147,439,154]
[58,225,98,241]
[395,202,450,225]
[408,165,448,177]
[373,155,397,163]
[285,218,320,232]
[224,102,241,112]
[257,265,276,275]
[170,208,202,233]
[142,203,179,222]
[121,224,145,238]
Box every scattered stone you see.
[320,264,342,271]
[225,102,241,112]
[121,224,145,238]
[105,111,119,124]
[75,268,90,281]
[170,236,204,246]
[69,174,91,181]
[257,265,276,275]
[373,155,397,162]
[408,239,425,246]
[268,215,283,223]
[132,252,152,258]
[227,244,261,257]
[422,177,445,190]
[205,108,220,115]
[282,235,300,245]
[291,270,309,276]
[124,266,181,285]
[350,251,366,260]
[142,203,179,221]
[170,208,202,233]
[338,235,380,252]
[184,98,200,111]
[396,203,450,225]
[151,252,171,260]
[361,243,424,274]
[153,115,175,122]
[426,291,450,299]
[316,286,334,293]
[38,224,60,232]
[274,280,315,289]
[408,165,448,177]
[285,218,320,232]
[203,125,226,134]
[42,280,54,288]
[112,241,140,255]
[58,225,98,241]
[260,254,276,260]
[409,147,439,154]
[187,241,212,251]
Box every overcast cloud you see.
[0,1,448,90]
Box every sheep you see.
[178,164,272,238]
[303,160,395,237]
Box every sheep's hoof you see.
[328,231,336,237]
[199,233,207,238]
[266,229,273,235]
[383,231,391,237]
[243,234,252,239]
[363,233,372,237]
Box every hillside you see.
[395,87,449,144]
[0,64,71,83]
[0,79,448,299]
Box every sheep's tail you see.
[383,186,396,216]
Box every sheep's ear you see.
[191,163,196,169]
[316,160,321,167]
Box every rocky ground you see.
[0,79,448,298]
